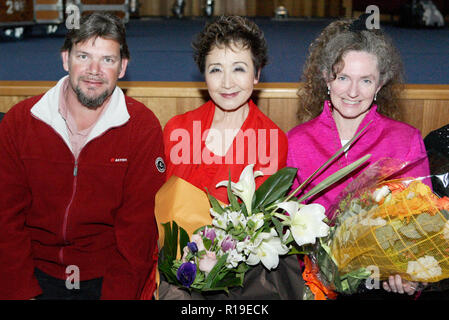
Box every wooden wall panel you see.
[423,100,449,135]
[400,99,449,136]
[81,0,126,4]
[246,0,257,16]
[140,0,170,16]
[35,10,61,20]
[269,0,345,17]
[316,0,326,17]
[400,99,425,134]
[302,0,313,17]
[183,0,202,17]
[224,0,247,15]
[1,81,448,138]
[0,96,32,113]
[262,97,300,133]
[139,0,348,17]
[253,0,275,16]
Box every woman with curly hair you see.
[287,15,430,297]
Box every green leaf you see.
[254,167,297,209]
[191,267,206,289]
[213,271,245,289]
[203,254,228,289]
[192,225,206,235]
[179,226,190,253]
[206,188,226,214]
[227,172,241,212]
[233,232,249,241]
[338,268,372,295]
[203,238,212,251]
[236,263,250,274]
[271,216,284,240]
[171,221,179,257]
[288,247,309,255]
[161,222,178,261]
[241,203,249,217]
[158,261,179,284]
[297,154,372,203]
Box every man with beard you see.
[0,12,166,300]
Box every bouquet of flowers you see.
[158,127,372,296]
[304,158,449,299]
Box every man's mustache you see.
[79,76,106,83]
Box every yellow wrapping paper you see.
[155,175,215,251]
[154,175,219,299]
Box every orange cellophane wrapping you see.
[302,255,337,300]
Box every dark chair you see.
[424,124,449,198]
[420,124,449,300]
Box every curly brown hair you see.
[192,15,268,75]
[297,19,404,123]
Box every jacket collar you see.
[31,75,130,152]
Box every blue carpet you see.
[0,17,448,84]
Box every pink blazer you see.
[287,101,430,217]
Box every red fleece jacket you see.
[0,94,165,299]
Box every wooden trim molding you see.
[1,81,448,137]
[1,81,448,100]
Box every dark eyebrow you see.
[233,61,248,66]
[73,50,118,59]
[74,50,89,55]
[338,72,376,79]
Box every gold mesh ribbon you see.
[331,179,449,282]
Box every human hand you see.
[382,275,427,295]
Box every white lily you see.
[245,228,289,270]
[247,212,265,232]
[210,208,228,230]
[213,228,227,242]
[276,201,329,247]
[227,211,247,229]
[225,248,245,268]
[216,164,263,216]
[236,236,251,255]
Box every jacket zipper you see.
[59,159,78,265]
[56,127,125,265]
[31,113,129,265]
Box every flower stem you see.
[273,212,289,222]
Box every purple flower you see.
[177,262,197,287]
[221,235,236,252]
[187,242,198,253]
[202,226,216,243]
